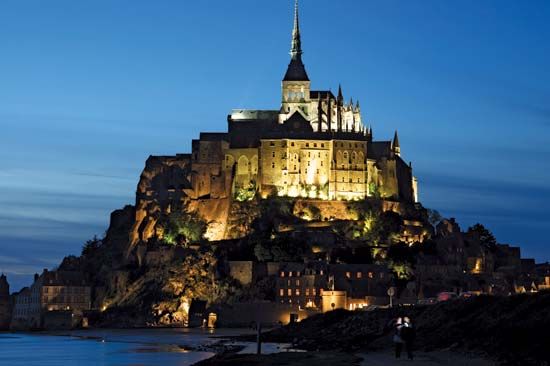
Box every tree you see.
[162,210,207,245]
[468,223,497,250]
[427,209,443,227]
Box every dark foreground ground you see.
[200,291,550,365]
[196,350,496,366]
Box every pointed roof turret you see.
[355,100,360,111]
[337,84,344,104]
[283,0,309,81]
[393,130,401,155]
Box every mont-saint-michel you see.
[2,1,549,365]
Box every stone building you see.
[274,262,392,310]
[131,1,419,246]
[11,270,91,329]
[0,274,11,329]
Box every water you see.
[0,328,283,366]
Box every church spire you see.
[290,0,302,61]
[283,0,309,81]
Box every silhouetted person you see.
[393,317,404,358]
[401,316,416,360]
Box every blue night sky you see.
[1,0,549,291]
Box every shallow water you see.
[0,328,270,366]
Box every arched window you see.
[237,156,249,175]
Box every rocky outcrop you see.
[130,155,192,252]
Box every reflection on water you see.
[0,328,254,366]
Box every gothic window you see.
[272,151,275,158]
[271,162,275,169]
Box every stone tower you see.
[0,274,10,329]
[280,0,311,123]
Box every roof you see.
[310,90,336,100]
[283,59,310,81]
[368,141,392,159]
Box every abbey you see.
[187,1,418,203]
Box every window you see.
[289,271,293,277]
[270,142,275,147]
[272,162,275,169]
[296,289,300,296]
[306,288,310,296]
[346,272,351,278]
[296,279,300,286]
[291,142,295,147]
[287,280,291,286]
[313,288,317,295]
[297,271,301,276]
[272,151,275,158]
[314,143,317,147]
[306,143,310,147]
[321,143,325,148]
[368,272,374,279]
[280,271,285,278]
[280,289,284,296]
[357,272,362,279]
[320,270,324,275]
[288,289,292,296]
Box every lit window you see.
[306,288,310,296]
[313,288,317,295]
[320,270,324,275]
[280,271,285,278]
[280,289,284,296]
[288,289,292,296]
[296,289,300,296]
[357,272,362,279]
[296,280,300,286]
[346,272,351,278]
[289,271,293,277]
[287,280,291,286]
[368,272,374,279]
[297,271,301,276]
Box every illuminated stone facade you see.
[11,270,91,329]
[182,1,418,204]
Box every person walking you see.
[393,317,405,359]
[401,316,416,360]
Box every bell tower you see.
[280,0,311,123]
